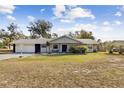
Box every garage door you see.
[15,44,35,53]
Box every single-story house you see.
[11,35,98,53]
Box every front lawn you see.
[0,52,124,87]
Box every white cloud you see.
[60,19,72,23]
[53,5,95,22]
[6,15,16,21]
[27,16,35,22]
[74,24,97,31]
[100,26,113,32]
[103,21,110,25]
[114,21,123,25]
[66,7,95,20]
[115,11,122,17]
[0,5,15,14]
[40,8,45,12]
[52,23,97,35]
[53,5,66,18]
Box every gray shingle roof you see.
[77,39,98,44]
[11,38,52,44]
[49,35,82,43]
[11,35,98,45]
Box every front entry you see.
[62,45,67,52]
[35,44,41,53]
[13,44,15,53]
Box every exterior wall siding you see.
[49,43,78,53]
[14,43,97,53]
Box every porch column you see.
[20,44,23,54]
[59,43,60,54]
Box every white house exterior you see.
[11,35,98,53]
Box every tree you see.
[7,23,19,42]
[27,20,53,39]
[76,30,95,39]
[2,37,11,48]
[109,45,114,54]
[119,45,124,54]
[69,29,95,39]
[0,29,9,38]
[1,23,27,48]
[0,23,27,49]
[97,39,102,51]
[52,33,58,38]
[68,32,74,38]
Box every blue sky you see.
[0,5,124,41]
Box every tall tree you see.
[0,29,9,38]
[97,39,102,51]
[7,23,27,40]
[75,29,95,39]
[27,20,53,39]
[7,23,19,42]
[52,33,58,38]
[1,23,27,48]
[0,23,27,48]
[68,32,74,38]
[69,29,95,39]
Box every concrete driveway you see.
[0,54,33,61]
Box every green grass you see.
[1,52,106,63]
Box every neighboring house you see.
[11,35,98,53]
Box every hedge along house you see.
[11,35,98,53]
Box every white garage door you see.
[15,44,35,53]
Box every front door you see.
[13,44,15,53]
[35,44,41,53]
[62,45,67,52]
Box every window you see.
[53,44,58,49]
[42,45,46,48]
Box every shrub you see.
[69,45,87,54]
[93,49,97,52]
[69,47,80,53]
[108,45,114,54]
[0,43,4,48]
[119,46,124,54]
[109,50,113,54]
